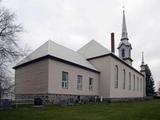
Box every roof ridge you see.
[48,40,77,53]
[15,40,49,66]
[77,40,111,59]
[48,40,93,60]
[78,40,109,52]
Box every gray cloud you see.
[2,0,160,90]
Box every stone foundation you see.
[16,94,147,105]
[15,94,98,105]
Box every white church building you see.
[14,11,146,103]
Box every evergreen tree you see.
[145,64,155,96]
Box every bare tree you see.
[0,6,24,99]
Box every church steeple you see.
[118,9,133,66]
[121,10,128,40]
[140,52,145,72]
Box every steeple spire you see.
[141,52,144,65]
[121,9,128,40]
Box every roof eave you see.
[87,53,144,76]
[13,55,100,73]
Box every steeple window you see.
[122,49,125,58]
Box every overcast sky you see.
[2,0,160,90]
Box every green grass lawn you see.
[0,99,160,120]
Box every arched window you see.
[129,72,131,90]
[122,49,125,58]
[137,77,139,91]
[133,75,135,91]
[122,69,126,89]
[140,78,142,92]
[114,65,118,88]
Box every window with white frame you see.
[114,65,118,88]
[62,71,68,89]
[77,75,82,90]
[89,78,93,91]
[122,69,126,89]
[133,75,135,91]
[129,72,131,90]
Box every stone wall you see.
[15,94,98,105]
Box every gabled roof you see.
[77,40,111,59]
[14,40,98,72]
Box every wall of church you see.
[109,56,144,98]
[48,58,99,96]
[15,55,144,101]
[15,59,49,95]
[89,55,144,99]
[89,56,111,98]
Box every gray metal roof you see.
[78,40,111,59]
[15,40,98,71]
